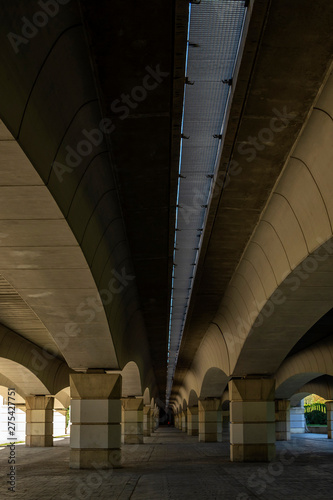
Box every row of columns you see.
[24,373,160,469]
[21,375,333,468]
[175,379,333,462]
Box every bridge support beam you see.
[275,399,290,441]
[326,401,333,439]
[121,397,143,444]
[70,373,122,469]
[187,406,198,436]
[143,405,151,436]
[26,395,54,447]
[198,399,222,442]
[229,378,276,462]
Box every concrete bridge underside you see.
[0,0,331,476]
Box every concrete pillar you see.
[70,373,121,469]
[181,411,187,432]
[198,399,222,442]
[154,408,159,430]
[325,401,333,439]
[187,406,198,436]
[26,396,54,447]
[121,397,143,444]
[174,413,178,429]
[143,405,151,436]
[149,408,154,434]
[275,399,290,441]
[222,410,230,440]
[290,401,305,433]
[229,378,276,462]
[178,413,182,430]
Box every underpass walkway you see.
[0,427,332,499]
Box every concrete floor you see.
[0,428,332,499]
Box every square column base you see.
[231,443,276,462]
[26,435,53,447]
[70,449,121,469]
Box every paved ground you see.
[0,428,332,499]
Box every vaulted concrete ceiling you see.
[172,0,333,396]
[0,0,181,398]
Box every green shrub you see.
[305,410,327,426]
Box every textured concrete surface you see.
[0,428,332,499]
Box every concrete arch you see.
[290,393,311,406]
[275,337,333,398]
[55,387,70,409]
[188,389,199,407]
[182,399,188,411]
[121,361,142,398]
[0,323,70,395]
[143,387,151,406]
[200,367,229,399]
[0,358,50,398]
[208,72,333,377]
[0,385,24,404]
[172,324,229,406]
[276,373,323,400]
[298,375,333,401]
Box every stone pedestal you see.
[187,406,198,436]
[143,405,151,436]
[181,411,187,432]
[70,373,122,469]
[26,396,54,447]
[121,398,143,444]
[198,399,222,442]
[275,399,290,441]
[229,378,276,462]
[325,401,333,439]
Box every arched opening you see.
[200,367,228,399]
[54,387,70,438]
